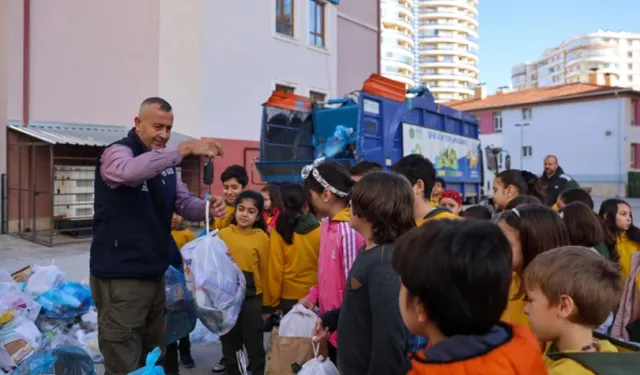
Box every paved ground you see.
[2,196,639,373]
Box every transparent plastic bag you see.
[24,265,65,297]
[279,304,317,338]
[189,319,220,344]
[76,330,102,363]
[0,316,42,368]
[164,266,197,345]
[0,269,18,295]
[37,282,92,319]
[127,347,164,375]
[0,291,41,322]
[313,125,356,159]
[11,346,96,374]
[181,232,246,336]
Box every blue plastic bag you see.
[127,347,165,375]
[11,346,96,374]
[37,282,93,319]
[164,266,196,345]
[313,125,356,159]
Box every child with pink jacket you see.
[298,159,365,359]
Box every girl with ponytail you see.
[265,183,322,314]
[493,169,546,212]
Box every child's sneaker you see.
[211,357,226,374]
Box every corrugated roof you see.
[7,121,194,146]
[445,83,637,112]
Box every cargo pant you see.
[220,295,265,375]
[90,276,166,375]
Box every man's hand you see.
[179,138,224,159]
[209,195,227,219]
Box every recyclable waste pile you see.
[0,265,99,374]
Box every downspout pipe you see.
[22,0,30,126]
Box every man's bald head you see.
[544,155,558,176]
[134,97,174,150]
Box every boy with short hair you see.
[315,171,416,374]
[391,155,458,225]
[349,161,383,182]
[523,246,624,374]
[211,164,248,230]
[393,220,548,374]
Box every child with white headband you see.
[298,158,365,363]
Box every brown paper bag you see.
[265,327,316,374]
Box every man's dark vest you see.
[90,128,177,280]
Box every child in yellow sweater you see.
[217,190,269,375]
[523,247,622,374]
[598,198,640,284]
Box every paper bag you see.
[266,327,316,375]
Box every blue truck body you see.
[255,77,484,202]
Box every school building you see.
[446,72,640,198]
[0,0,380,246]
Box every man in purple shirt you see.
[90,97,227,375]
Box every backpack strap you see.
[423,207,453,221]
[547,352,640,375]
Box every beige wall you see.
[9,0,161,126]
[337,0,379,94]
[0,0,8,174]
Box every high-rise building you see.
[512,30,640,91]
[380,0,416,87]
[380,0,479,102]
[415,0,479,102]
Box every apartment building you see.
[448,73,640,197]
[380,0,479,101]
[512,29,640,91]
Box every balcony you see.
[417,21,478,36]
[417,9,478,26]
[418,0,478,14]
[418,72,478,83]
[382,16,413,32]
[427,85,474,95]
[417,33,478,46]
[381,0,414,17]
[418,59,479,72]
[417,47,479,60]
[381,29,415,45]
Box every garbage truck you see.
[255,74,487,203]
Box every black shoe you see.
[211,357,226,374]
[180,354,195,369]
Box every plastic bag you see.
[297,343,339,375]
[313,125,356,159]
[0,291,41,322]
[164,266,197,345]
[0,316,41,368]
[181,232,246,335]
[279,304,317,338]
[0,269,18,295]
[76,330,102,363]
[164,266,191,311]
[24,265,65,297]
[189,319,220,344]
[127,347,165,375]
[37,282,92,319]
[11,346,96,374]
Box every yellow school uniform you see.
[501,273,530,329]
[171,228,195,250]
[616,233,640,284]
[218,225,270,304]
[210,203,235,231]
[416,207,461,227]
[266,214,321,307]
[544,340,617,375]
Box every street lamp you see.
[514,123,530,169]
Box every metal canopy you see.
[7,120,194,147]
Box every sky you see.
[477,0,640,92]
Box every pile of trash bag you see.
[181,231,246,336]
[0,266,100,373]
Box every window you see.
[631,143,637,169]
[633,99,639,126]
[493,112,502,133]
[309,0,325,47]
[522,146,533,158]
[309,90,326,103]
[276,0,294,37]
[629,52,634,58]
[275,84,295,94]
[522,108,532,120]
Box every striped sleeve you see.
[340,222,359,281]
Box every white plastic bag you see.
[24,265,65,297]
[279,304,318,338]
[189,319,220,344]
[298,343,339,375]
[181,229,246,336]
[0,316,42,368]
[76,329,103,363]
